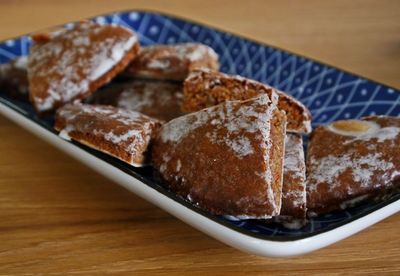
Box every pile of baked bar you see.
[1,22,399,228]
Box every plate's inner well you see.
[0,11,399,241]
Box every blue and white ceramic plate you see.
[0,10,399,257]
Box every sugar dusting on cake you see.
[307,117,400,214]
[159,93,281,216]
[277,133,307,221]
[56,104,159,165]
[184,69,311,133]
[284,134,306,179]
[308,152,395,191]
[140,43,218,70]
[28,22,138,112]
[160,94,276,160]
[117,82,179,111]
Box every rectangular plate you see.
[0,10,399,257]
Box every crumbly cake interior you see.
[268,108,287,214]
[182,70,311,133]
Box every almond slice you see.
[331,120,372,133]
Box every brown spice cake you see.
[55,103,161,166]
[152,93,287,218]
[0,56,29,100]
[281,133,307,218]
[182,69,312,134]
[89,80,183,121]
[28,22,140,113]
[123,43,219,81]
[269,133,307,229]
[306,116,400,216]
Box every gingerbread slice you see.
[0,56,29,100]
[306,116,400,216]
[123,43,219,81]
[55,104,161,166]
[182,69,312,134]
[272,134,307,228]
[152,94,287,218]
[281,134,307,218]
[90,80,183,121]
[28,22,140,113]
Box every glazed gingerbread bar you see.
[90,80,183,121]
[55,103,161,166]
[0,56,29,100]
[277,134,307,222]
[28,22,140,113]
[123,43,219,81]
[182,69,312,134]
[306,116,400,216]
[152,93,287,218]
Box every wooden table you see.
[0,0,399,274]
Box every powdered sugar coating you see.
[284,134,306,180]
[308,153,394,192]
[153,94,286,218]
[307,116,400,215]
[161,93,277,162]
[90,80,183,121]
[118,82,180,114]
[55,103,160,166]
[28,22,139,112]
[277,134,307,219]
[125,43,219,80]
[144,43,218,65]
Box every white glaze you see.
[116,82,180,112]
[56,104,158,165]
[28,23,138,112]
[308,153,395,192]
[139,43,218,72]
[158,93,282,216]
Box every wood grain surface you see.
[0,0,399,274]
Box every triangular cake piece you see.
[28,22,140,113]
[152,94,286,218]
[90,80,183,121]
[306,116,400,216]
[123,43,219,81]
[182,69,311,134]
[55,103,161,166]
